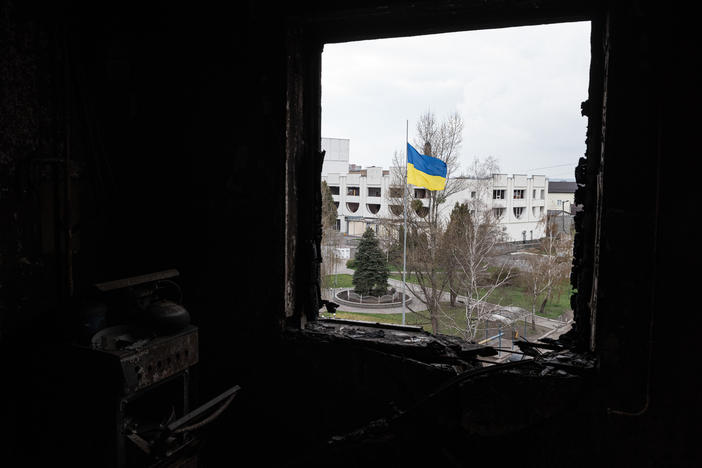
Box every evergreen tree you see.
[352,228,389,296]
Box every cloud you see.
[322,21,591,179]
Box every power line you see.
[519,163,575,172]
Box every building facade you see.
[322,137,548,242]
[445,174,548,242]
[546,180,578,213]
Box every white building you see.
[445,174,548,242]
[321,137,548,242]
[546,180,578,213]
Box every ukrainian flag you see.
[407,143,447,191]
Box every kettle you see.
[146,299,190,334]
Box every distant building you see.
[322,137,548,242]
[445,174,548,243]
[546,180,578,234]
[547,180,578,214]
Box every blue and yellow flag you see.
[407,143,447,191]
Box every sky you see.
[321,21,591,180]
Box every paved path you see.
[322,267,573,337]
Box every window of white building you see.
[389,187,402,198]
[514,207,524,219]
[389,205,402,216]
[414,188,428,199]
[493,189,505,199]
[514,189,525,199]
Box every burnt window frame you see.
[285,2,602,352]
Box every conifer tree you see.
[352,228,389,296]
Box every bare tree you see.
[404,218,449,333]
[412,110,468,225]
[520,217,573,328]
[444,156,501,306]
[320,181,341,297]
[380,110,467,333]
[443,203,511,341]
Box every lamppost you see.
[560,200,568,232]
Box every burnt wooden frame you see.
[284,1,604,353]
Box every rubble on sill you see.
[300,318,496,370]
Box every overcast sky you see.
[321,21,591,180]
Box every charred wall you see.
[1,0,291,460]
[1,0,699,466]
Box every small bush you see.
[346,259,357,269]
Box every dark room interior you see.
[1,1,697,466]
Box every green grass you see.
[484,281,573,319]
[388,272,422,284]
[318,302,552,340]
[320,310,428,327]
[386,275,572,320]
[322,274,354,288]
[324,275,573,321]
[319,303,489,336]
[346,261,402,272]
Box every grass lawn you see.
[323,275,573,321]
[384,276,572,320]
[322,274,354,288]
[318,302,552,341]
[318,310,430,329]
[388,272,422,284]
[346,261,403,272]
[485,281,573,319]
[319,303,485,337]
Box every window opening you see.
[316,20,590,351]
[414,188,428,199]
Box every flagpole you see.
[402,120,408,326]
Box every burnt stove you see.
[69,270,238,468]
